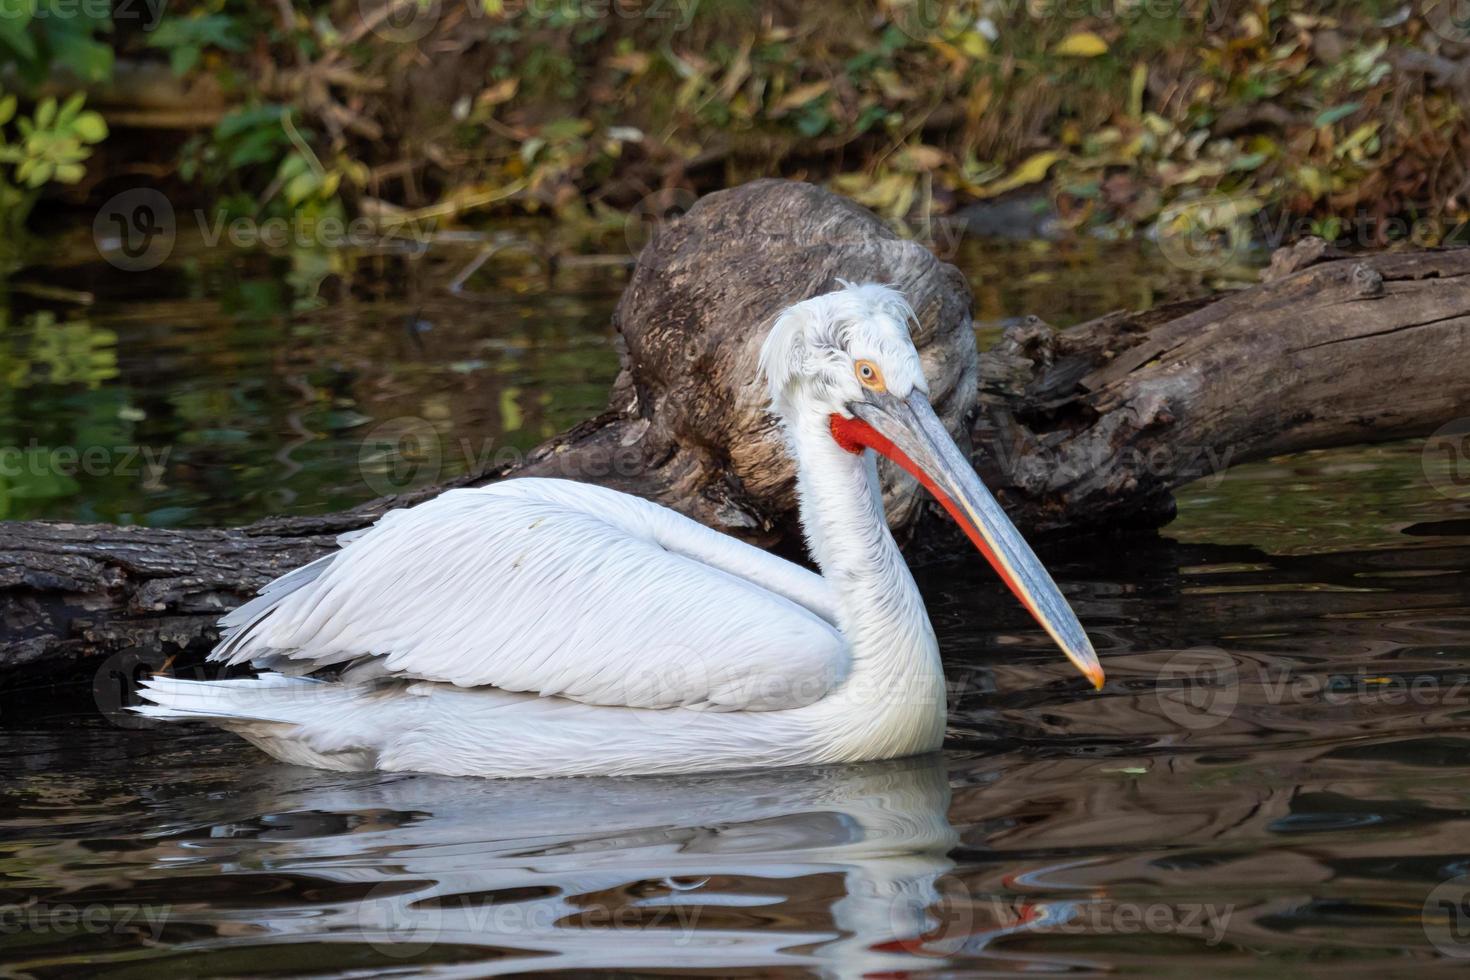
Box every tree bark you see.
[967,243,1470,535]
[2,180,1468,677]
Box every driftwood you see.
[970,240,1470,534]
[2,180,1469,677]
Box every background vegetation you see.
[1,1,1468,248]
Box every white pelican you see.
[138,282,1103,777]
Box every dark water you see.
[5,226,1470,975]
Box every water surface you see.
[4,226,1470,975]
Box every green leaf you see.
[34,97,55,129]
[0,13,37,63]
[276,152,312,182]
[540,117,592,140]
[168,44,200,76]
[56,91,85,126]
[1314,102,1361,128]
[45,25,113,83]
[284,170,321,205]
[0,95,16,127]
[147,14,246,76]
[21,159,53,186]
[72,110,107,144]
[1230,151,1268,171]
[225,128,284,168]
[215,104,287,140]
[795,107,830,138]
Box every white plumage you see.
[137,282,1101,777]
[213,480,845,710]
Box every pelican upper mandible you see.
[137,282,1103,778]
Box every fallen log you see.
[969,240,1470,535]
[2,179,1468,677]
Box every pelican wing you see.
[211,479,848,711]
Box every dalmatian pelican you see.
[138,282,1103,776]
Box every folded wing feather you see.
[212,479,848,711]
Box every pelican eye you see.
[854,359,886,392]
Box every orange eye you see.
[854,359,886,391]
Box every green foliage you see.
[0,90,107,228]
[0,1,112,228]
[146,13,246,75]
[1,0,1465,251]
[0,308,121,519]
[0,0,113,86]
[179,103,365,223]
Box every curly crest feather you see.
[758,281,926,421]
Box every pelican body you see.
[138,283,1103,777]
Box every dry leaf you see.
[606,51,650,74]
[772,80,832,115]
[974,151,1061,198]
[1053,32,1108,57]
[476,78,518,108]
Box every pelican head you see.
[760,281,1104,690]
